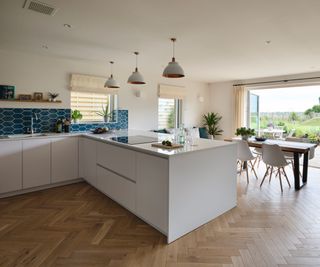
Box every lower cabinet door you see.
[0,140,22,193]
[136,152,168,233]
[51,137,79,183]
[23,139,51,189]
[97,165,136,212]
[80,138,97,187]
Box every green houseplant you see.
[96,104,112,123]
[71,110,83,123]
[203,112,223,139]
[235,127,255,140]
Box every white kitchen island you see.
[0,130,237,243]
[81,130,237,243]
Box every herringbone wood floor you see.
[1,166,320,267]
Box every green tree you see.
[304,108,313,118]
[311,105,320,113]
[289,112,298,122]
[167,108,174,128]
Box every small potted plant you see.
[71,110,83,124]
[235,127,255,140]
[203,112,223,139]
[96,104,112,123]
[48,92,59,102]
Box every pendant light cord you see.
[134,52,139,72]
[109,61,114,77]
[171,38,176,61]
[173,40,175,58]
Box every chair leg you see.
[257,156,261,168]
[252,157,258,168]
[278,168,283,192]
[282,167,291,187]
[239,162,243,175]
[260,167,270,187]
[269,166,273,182]
[249,161,258,179]
[245,163,249,184]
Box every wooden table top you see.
[224,137,317,153]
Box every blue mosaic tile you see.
[0,108,128,135]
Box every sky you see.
[251,86,320,112]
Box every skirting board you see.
[0,178,84,199]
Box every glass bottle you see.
[178,124,186,144]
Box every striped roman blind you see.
[71,91,110,122]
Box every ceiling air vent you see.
[23,0,57,16]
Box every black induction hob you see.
[111,135,159,145]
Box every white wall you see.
[0,49,210,130]
[209,72,320,139]
[209,81,234,139]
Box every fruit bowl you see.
[255,136,267,142]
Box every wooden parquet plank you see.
[1,166,320,266]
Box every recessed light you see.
[42,44,48,49]
[265,40,271,44]
[63,23,72,28]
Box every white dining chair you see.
[260,144,291,192]
[252,147,262,167]
[236,140,259,183]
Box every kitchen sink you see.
[8,133,48,139]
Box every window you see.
[158,98,182,129]
[71,91,117,122]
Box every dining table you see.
[225,137,318,190]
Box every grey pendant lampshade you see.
[163,38,185,78]
[105,61,120,88]
[128,52,146,84]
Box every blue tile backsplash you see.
[0,109,128,135]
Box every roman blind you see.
[71,91,112,122]
[70,73,119,94]
[158,84,186,99]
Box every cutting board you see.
[151,143,184,149]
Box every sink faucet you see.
[30,112,39,134]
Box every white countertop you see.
[0,129,235,158]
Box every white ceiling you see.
[1,0,320,83]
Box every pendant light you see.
[163,38,185,78]
[105,61,120,88]
[127,52,146,84]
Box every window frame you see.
[158,97,183,129]
[70,91,118,123]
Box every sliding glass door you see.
[248,93,260,131]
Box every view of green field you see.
[250,86,320,143]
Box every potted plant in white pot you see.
[235,127,255,140]
[203,112,223,139]
[71,110,83,124]
[96,104,112,123]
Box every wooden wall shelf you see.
[0,99,62,103]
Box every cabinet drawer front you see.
[97,165,136,212]
[97,143,136,181]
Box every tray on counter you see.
[151,143,183,149]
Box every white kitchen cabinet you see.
[97,165,136,212]
[0,140,22,193]
[23,139,51,189]
[136,152,168,233]
[97,142,136,181]
[80,138,97,187]
[51,137,79,183]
